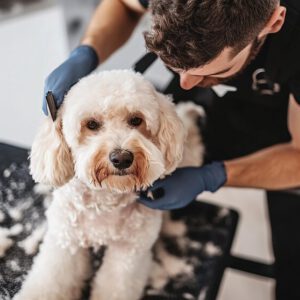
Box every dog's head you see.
[30,70,185,193]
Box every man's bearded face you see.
[175,37,265,90]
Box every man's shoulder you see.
[265,0,300,85]
[282,0,300,11]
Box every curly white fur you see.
[14,70,204,300]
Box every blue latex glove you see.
[42,45,99,116]
[139,161,227,210]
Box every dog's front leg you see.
[90,242,152,300]
[14,232,91,300]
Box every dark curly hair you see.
[144,0,278,70]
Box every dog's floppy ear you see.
[156,93,185,174]
[30,117,74,187]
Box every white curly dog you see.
[14,70,204,300]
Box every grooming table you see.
[0,142,238,300]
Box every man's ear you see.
[30,117,74,187]
[259,5,286,38]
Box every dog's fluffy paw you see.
[13,290,76,300]
[13,291,39,300]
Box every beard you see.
[196,37,266,88]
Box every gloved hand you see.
[42,45,99,115]
[138,161,227,210]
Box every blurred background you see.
[0,0,172,147]
[0,0,275,299]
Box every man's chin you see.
[197,78,229,88]
[197,82,216,88]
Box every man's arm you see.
[81,0,147,62]
[42,0,146,115]
[224,94,300,190]
[139,94,300,210]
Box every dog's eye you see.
[87,120,100,130]
[129,117,143,127]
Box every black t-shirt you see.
[139,0,300,160]
[138,0,149,9]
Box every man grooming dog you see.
[43,1,300,299]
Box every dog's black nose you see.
[109,149,134,170]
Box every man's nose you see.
[180,73,204,90]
